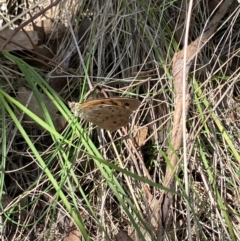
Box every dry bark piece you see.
[0,29,39,51]
[16,86,66,131]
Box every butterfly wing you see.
[80,98,141,111]
[81,105,132,131]
[69,97,141,130]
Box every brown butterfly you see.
[68,97,141,131]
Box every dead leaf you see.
[2,194,13,209]
[208,0,222,13]
[16,86,66,131]
[0,29,39,51]
[49,77,68,93]
[133,125,148,147]
[77,17,91,43]
[114,230,134,241]
[63,229,82,241]
[62,221,82,241]
[20,28,54,64]
[38,19,66,39]
[49,74,68,93]
[25,19,67,40]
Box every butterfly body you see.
[69,97,141,130]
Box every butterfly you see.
[68,97,141,131]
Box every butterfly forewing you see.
[83,107,131,131]
[80,98,141,111]
[69,97,141,130]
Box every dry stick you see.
[159,0,234,235]
[0,0,61,51]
